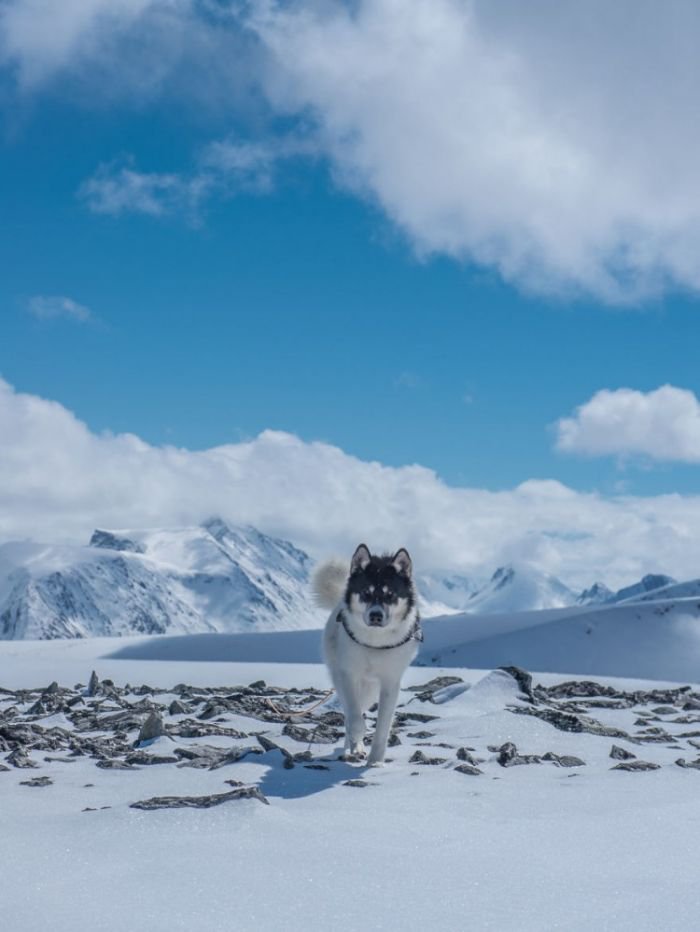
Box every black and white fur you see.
[313,544,421,766]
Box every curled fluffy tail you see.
[312,559,348,609]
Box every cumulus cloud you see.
[7,1,700,298]
[556,385,700,463]
[2,377,700,590]
[247,0,700,301]
[0,0,166,87]
[27,295,92,322]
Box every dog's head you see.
[344,543,416,628]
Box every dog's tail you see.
[311,559,348,610]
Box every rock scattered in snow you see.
[130,786,269,810]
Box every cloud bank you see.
[2,377,700,589]
[556,385,700,463]
[5,1,700,299]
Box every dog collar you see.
[336,610,423,650]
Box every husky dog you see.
[313,544,422,766]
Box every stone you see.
[610,760,660,771]
[135,711,166,745]
[20,775,52,787]
[493,742,541,767]
[86,671,100,697]
[130,786,269,810]
[498,666,535,702]
[281,723,340,745]
[454,763,482,776]
[541,752,586,768]
[675,758,700,770]
[6,748,38,769]
[456,748,481,766]
[610,745,636,761]
[409,750,447,766]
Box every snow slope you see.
[463,564,576,613]
[0,519,324,639]
[2,635,700,932]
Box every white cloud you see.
[0,0,164,87]
[27,295,92,322]
[7,1,700,298]
[2,377,700,590]
[246,0,700,301]
[556,385,700,463]
[79,161,208,218]
[79,136,315,217]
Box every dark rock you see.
[281,723,340,745]
[454,763,483,776]
[96,759,138,770]
[168,700,188,716]
[456,748,481,766]
[610,745,636,761]
[409,750,447,766]
[394,711,439,725]
[20,776,52,787]
[541,752,586,767]
[511,706,631,740]
[304,764,330,770]
[86,671,100,697]
[610,760,660,772]
[406,676,464,702]
[407,731,436,739]
[135,711,165,744]
[198,701,228,721]
[498,666,535,702]
[6,748,38,768]
[125,751,179,766]
[675,758,700,770]
[130,786,269,809]
[343,779,371,787]
[493,742,541,767]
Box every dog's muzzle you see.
[366,605,386,627]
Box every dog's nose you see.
[369,608,384,625]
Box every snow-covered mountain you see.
[463,564,576,614]
[575,581,613,605]
[1,517,696,639]
[0,519,323,640]
[416,572,481,616]
[609,573,677,604]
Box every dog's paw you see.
[340,749,367,763]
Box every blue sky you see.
[2,84,700,496]
[3,1,700,583]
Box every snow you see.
[2,632,700,932]
[462,563,576,614]
[0,520,324,639]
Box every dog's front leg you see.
[367,681,400,766]
[337,675,367,760]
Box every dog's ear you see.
[392,548,412,577]
[350,544,371,574]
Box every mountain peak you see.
[89,530,145,554]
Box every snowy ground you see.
[2,635,700,932]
